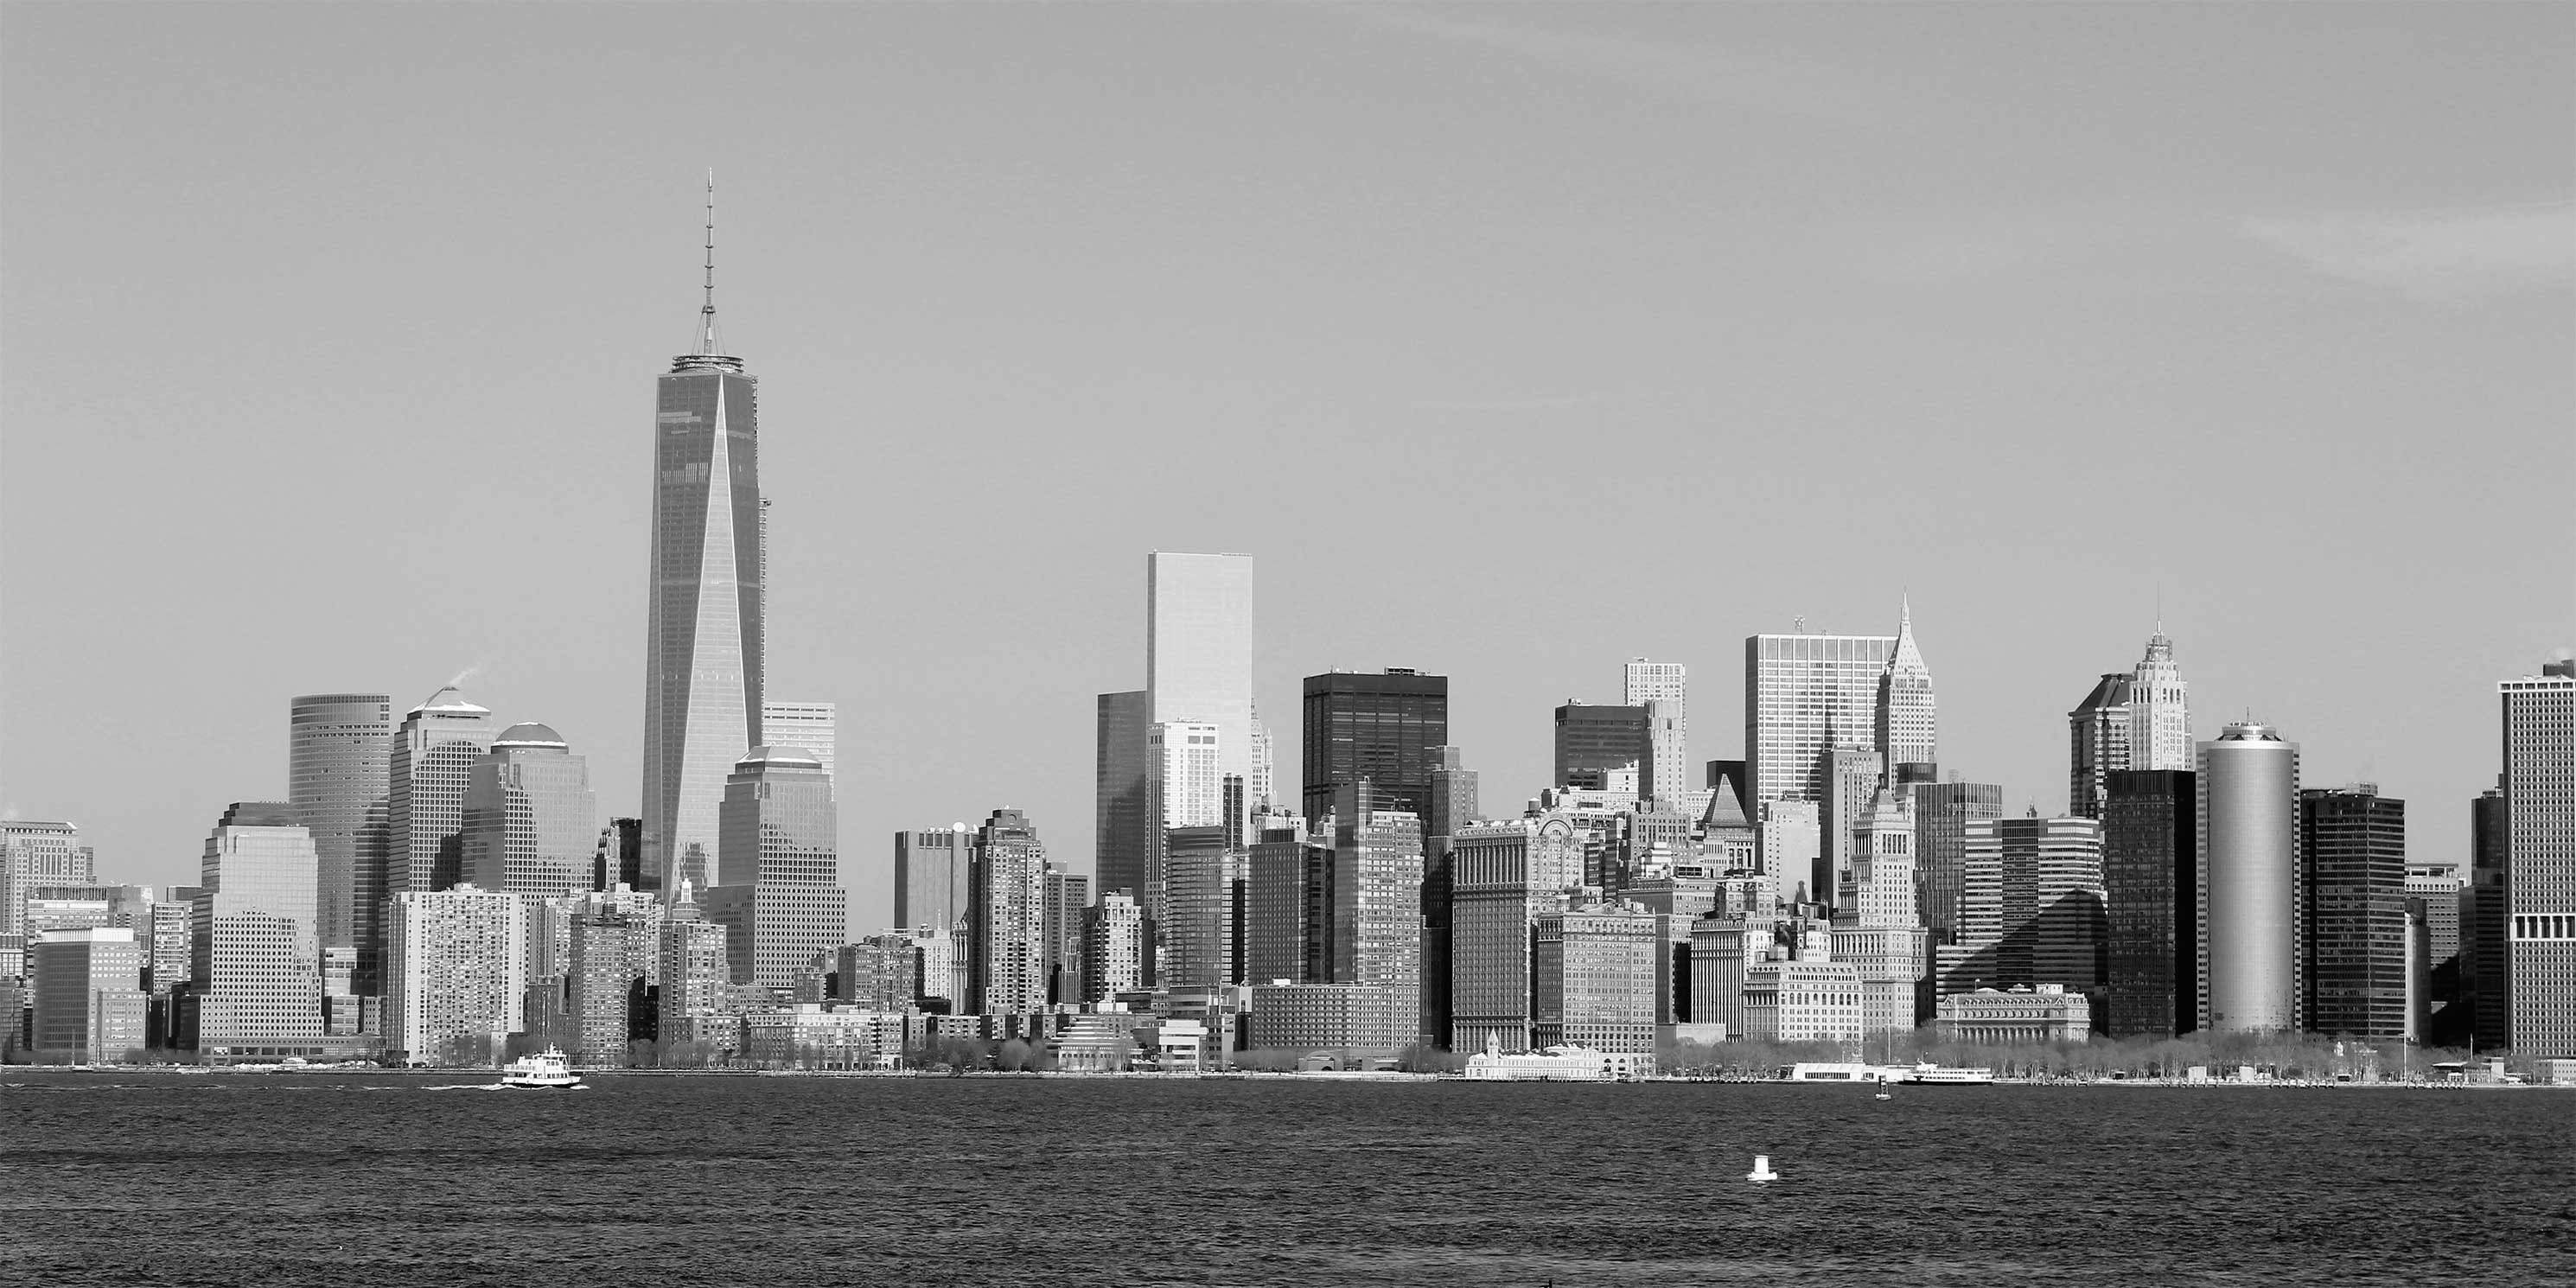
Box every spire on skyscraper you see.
[674,171,742,373]
[1875,596,1936,773]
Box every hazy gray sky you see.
[5,3,2569,932]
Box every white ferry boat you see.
[500,1048,583,1089]
[1898,1062,1995,1086]
[1783,1062,1912,1083]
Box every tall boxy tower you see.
[706,747,845,992]
[643,182,765,896]
[2198,722,2301,1033]
[288,694,392,967]
[2502,658,2575,1058]
[1303,668,1450,826]
[461,724,598,897]
[1745,630,1896,807]
[376,687,496,992]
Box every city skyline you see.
[4,5,2571,938]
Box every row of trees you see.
[1659,1027,2547,1081]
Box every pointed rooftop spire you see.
[672,169,743,373]
[1886,592,1927,675]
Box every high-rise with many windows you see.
[1746,629,1896,807]
[462,724,597,897]
[386,883,525,1066]
[2502,659,2574,1057]
[758,701,835,792]
[193,803,323,1058]
[643,187,765,896]
[2299,785,2408,1038]
[967,808,1048,1015]
[381,688,497,985]
[288,693,392,970]
[1946,814,2107,1012]
[2102,770,2198,1037]
[893,826,972,932]
[2129,630,2193,773]
[1303,669,1449,826]
[704,747,845,993]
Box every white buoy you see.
[1746,1154,1779,1183]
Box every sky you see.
[3,3,2570,934]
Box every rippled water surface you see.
[3,1073,2569,1286]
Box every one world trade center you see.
[643,181,763,894]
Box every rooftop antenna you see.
[673,170,742,373]
[699,169,719,355]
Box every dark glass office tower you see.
[2463,781,2511,1049]
[642,188,764,895]
[1553,702,1649,790]
[2299,785,2409,1037]
[1302,669,1448,826]
[2102,769,2197,1037]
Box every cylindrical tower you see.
[2199,722,2300,1032]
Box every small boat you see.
[500,1048,583,1089]
[1746,1154,1779,1183]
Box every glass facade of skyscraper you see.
[1745,633,1896,807]
[1302,669,1449,828]
[288,693,392,960]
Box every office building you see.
[2068,673,2133,819]
[1301,668,1449,826]
[1084,893,1145,1003]
[1148,551,1256,818]
[1446,815,1585,1050]
[386,883,526,1065]
[31,927,144,1061]
[894,826,973,933]
[1094,689,1153,905]
[705,747,847,993]
[3,819,90,938]
[1745,628,1896,807]
[381,687,498,985]
[147,894,198,994]
[1533,900,1660,1068]
[759,700,836,791]
[1043,867,1090,1005]
[1818,743,1886,909]
[1872,598,1937,773]
[642,201,767,896]
[1948,815,2106,1014]
[2199,722,2302,1034]
[2503,659,2575,1056]
[1833,788,1929,1033]
[1553,702,1651,797]
[966,808,1047,1015]
[288,693,392,970]
[1624,659,1688,799]
[1163,826,1242,989]
[2464,781,2511,1048]
[1148,720,1223,921]
[193,803,323,1058]
[2300,785,2409,1039]
[1913,780,2006,964]
[1246,816,1311,986]
[2070,630,2193,818]
[2129,630,2193,772]
[2101,770,2199,1037]
[1740,956,1864,1043]
[461,724,597,897]
[1758,800,1820,902]
[596,818,645,892]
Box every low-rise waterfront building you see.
[1935,984,2092,1043]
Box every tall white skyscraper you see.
[1745,630,1896,807]
[643,183,765,896]
[1148,722,1224,833]
[760,700,837,792]
[2503,659,2574,1057]
[1874,598,1937,774]
[2129,630,2192,771]
[1149,551,1254,817]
